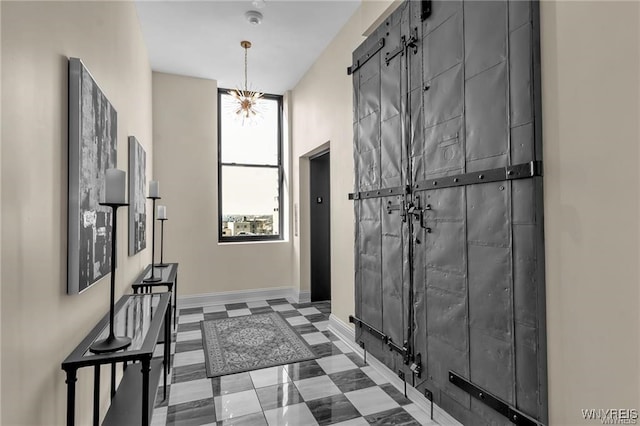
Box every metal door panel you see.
[428,337,470,406]
[515,322,541,416]
[381,59,401,121]
[381,206,404,345]
[510,24,534,127]
[468,244,512,340]
[509,1,531,31]
[351,1,546,424]
[358,54,380,89]
[469,330,514,404]
[464,0,507,78]
[426,266,466,299]
[511,123,535,164]
[423,12,463,82]
[356,148,380,191]
[426,221,466,278]
[466,183,510,247]
[359,73,381,119]
[424,64,463,128]
[426,287,468,352]
[359,201,382,330]
[381,115,402,188]
[471,397,513,426]
[465,61,508,164]
[513,179,536,225]
[358,111,380,153]
[513,224,538,328]
[423,117,464,177]
[440,392,480,426]
[424,183,465,220]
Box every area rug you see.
[201,312,318,377]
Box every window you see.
[218,89,283,242]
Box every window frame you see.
[217,88,284,243]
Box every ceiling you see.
[135,0,362,95]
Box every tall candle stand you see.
[144,196,162,283]
[90,203,132,354]
[156,218,169,268]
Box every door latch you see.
[407,201,431,232]
[386,200,407,222]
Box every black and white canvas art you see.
[67,57,117,294]
[128,136,146,255]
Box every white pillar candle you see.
[105,168,126,204]
[157,205,167,220]
[149,180,159,198]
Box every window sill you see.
[217,239,288,246]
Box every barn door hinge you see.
[349,315,409,359]
[348,185,408,201]
[413,161,543,192]
[449,372,541,426]
[385,28,419,66]
[347,38,385,75]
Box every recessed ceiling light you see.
[245,10,263,26]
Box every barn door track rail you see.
[449,371,541,426]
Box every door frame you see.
[297,142,330,301]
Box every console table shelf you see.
[61,292,171,426]
[132,263,178,332]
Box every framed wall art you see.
[67,57,118,294]
[128,136,146,255]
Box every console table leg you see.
[65,368,77,426]
[141,358,151,426]
[164,304,170,400]
[174,276,178,330]
[93,365,100,426]
[110,362,116,399]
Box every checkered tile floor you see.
[150,298,437,426]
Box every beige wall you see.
[540,1,640,423]
[1,2,153,425]
[291,0,640,424]
[1,1,3,418]
[291,0,395,320]
[152,72,293,296]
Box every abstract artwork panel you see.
[128,136,146,255]
[67,57,117,294]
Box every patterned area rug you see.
[201,312,318,377]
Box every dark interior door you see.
[310,152,331,302]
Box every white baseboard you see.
[328,314,462,426]
[293,289,311,303]
[178,286,310,308]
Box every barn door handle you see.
[407,203,431,232]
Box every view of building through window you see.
[218,91,282,240]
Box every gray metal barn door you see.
[349,1,546,425]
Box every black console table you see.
[132,263,178,330]
[61,292,171,426]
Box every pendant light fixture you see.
[228,40,263,124]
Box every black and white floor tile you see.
[151,298,438,426]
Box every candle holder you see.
[156,218,169,268]
[90,203,132,354]
[144,196,162,283]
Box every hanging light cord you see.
[244,46,248,92]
